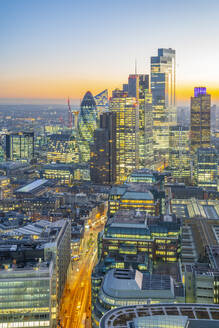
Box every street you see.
[59,223,104,328]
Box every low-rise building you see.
[0,219,71,327]
[100,303,219,328]
[92,268,184,327]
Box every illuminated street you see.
[59,223,104,328]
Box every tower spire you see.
[135,59,137,75]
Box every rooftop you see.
[102,269,176,300]
[100,304,219,328]
[16,179,48,193]
[121,191,154,201]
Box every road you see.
[59,224,104,328]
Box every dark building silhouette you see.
[90,112,116,184]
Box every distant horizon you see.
[1,1,219,105]
[0,94,218,107]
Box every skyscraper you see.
[128,74,139,98]
[90,112,116,185]
[151,48,176,109]
[94,89,109,118]
[128,74,149,99]
[139,91,154,168]
[6,132,34,161]
[151,48,176,161]
[194,147,217,190]
[78,91,97,162]
[110,96,138,183]
[190,87,211,156]
[169,125,190,182]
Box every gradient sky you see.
[1,0,219,105]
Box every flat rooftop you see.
[16,179,48,193]
[102,269,176,300]
[100,304,219,328]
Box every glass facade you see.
[195,147,218,190]
[169,125,191,182]
[151,48,176,161]
[46,133,79,164]
[94,89,109,118]
[190,87,211,156]
[0,267,55,328]
[90,112,116,185]
[78,91,97,162]
[110,97,138,183]
[139,92,153,168]
[6,132,34,161]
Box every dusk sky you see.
[1,0,219,105]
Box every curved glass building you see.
[78,91,97,162]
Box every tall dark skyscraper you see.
[190,87,211,156]
[6,132,34,161]
[90,112,116,185]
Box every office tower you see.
[110,96,139,183]
[123,83,128,92]
[0,219,71,328]
[92,210,182,326]
[128,74,149,99]
[190,87,211,156]
[6,132,34,161]
[46,133,79,164]
[169,125,191,182]
[194,147,218,190]
[112,88,128,98]
[92,268,184,327]
[94,89,109,118]
[108,179,166,216]
[151,48,176,110]
[128,74,139,98]
[139,91,154,168]
[139,74,150,99]
[78,91,97,162]
[151,48,176,161]
[177,106,190,127]
[90,112,116,185]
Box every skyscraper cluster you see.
[75,48,217,190]
[1,46,219,328]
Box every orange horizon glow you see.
[1,78,219,105]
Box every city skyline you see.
[1,0,219,105]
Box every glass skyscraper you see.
[78,91,97,162]
[169,125,191,182]
[110,96,139,183]
[190,87,211,156]
[94,89,109,118]
[6,132,34,161]
[139,91,154,168]
[151,48,176,162]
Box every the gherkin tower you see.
[78,91,97,162]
